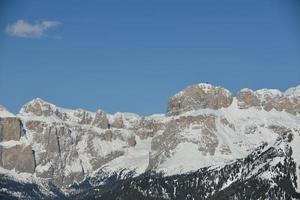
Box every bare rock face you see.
[92,110,109,129]
[21,98,53,117]
[135,117,165,139]
[0,145,35,173]
[0,118,23,142]
[34,125,84,186]
[237,86,300,114]
[236,89,261,109]
[25,120,45,133]
[0,117,35,174]
[0,145,20,170]
[20,98,95,125]
[23,116,137,186]
[15,146,36,173]
[167,83,233,116]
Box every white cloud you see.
[5,20,61,38]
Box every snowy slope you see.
[150,98,300,175]
[0,106,15,118]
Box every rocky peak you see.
[1,83,300,194]
[20,98,99,125]
[20,98,55,117]
[167,83,300,116]
[237,85,300,114]
[167,83,233,116]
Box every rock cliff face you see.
[0,118,23,142]
[237,86,300,114]
[167,83,233,115]
[14,99,159,186]
[0,83,300,199]
[0,117,35,174]
[0,145,35,173]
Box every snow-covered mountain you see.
[0,83,300,199]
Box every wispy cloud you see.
[5,20,61,38]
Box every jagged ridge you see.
[0,83,300,199]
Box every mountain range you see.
[0,83,300,199]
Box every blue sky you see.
[0,0,300,115]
